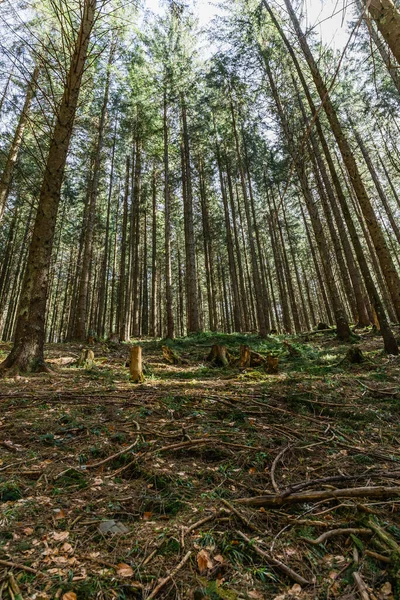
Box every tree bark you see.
[73,46,111,340]
[164,89,174,339]
[0,0,97,373]
[180,92,200,334]
[283,0,400,323]
[0,66,39,222]
[364,0,400,65]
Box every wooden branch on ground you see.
[302,528,371,545]
[221,499,263,534]
[364,550,391,564]
[146,551,192,599]
[0,559,45,576]
[85,421,140,469]
[367,520,400,555]
[281,471,400,498]
[271,445,292,493]
[352,572,370,600]
[184,509,228,537]
[236,486,400,507]
[236,531,310,585]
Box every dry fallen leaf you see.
[197,549,213,573]
[62,542,74,554]
[62,592,77,600]
[288,583,302,596]
[214,554,225,563]
[248,591,265,599]
[381,582,393,597]
[53,531,69,541]
[23,527,34,536]
[116,563,134,577]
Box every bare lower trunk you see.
[0,0,96,373]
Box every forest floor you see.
[0,330,400,600]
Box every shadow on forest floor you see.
[0,329,399,599]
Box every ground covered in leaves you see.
[0,330,400,600]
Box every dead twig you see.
[364,550,391,564]
[146,550,192,599]
[302,528,371,545]
[236,486,400,507]
[352,571,370,600]
[220,499,263,534]
[271,444,292,493]
[236,531,311,586]
[0,559,44,576]
[85,421,140,469]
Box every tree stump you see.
[129,346,144,383]
[162,345,182,365]
[283,340,301,357]
[239,345,251,368]
[346,347,364,364]
[207,344,229,367]
[265,353,279,373]
[77,348,95,368]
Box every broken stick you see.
[146,550,192,599]
[237,531,310,585]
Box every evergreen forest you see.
[0,0,400,598]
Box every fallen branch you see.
[221,499,263,534]
[302,528,371,545]
[271,445,292,493]
[236,531,310,586]
[146,550,192,599]
[184,509,227,537]
[85,421,140,469]
[352,572,370,600]
[367,520,400,555]
[364,550,391,564]
[236,486,400,507]
[0,559,45,576]
[281,471,400,498]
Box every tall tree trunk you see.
[142,204,149,336]
[131,138,142,338]
[230,100,268,336]
[261,54,350,340]
[97,118,117,337]
[150,167,158,337]
[225,161,249,330]
[73,45,112,340]
[363,0,400,65]
[358,0,400,93]
[118,157,130,341]
[214,123,242,331]
[180,92,200,334]
[0,0,97,373]
[164,89,174,339]
[353,128,400,245]
[0,65,39,222]
[283,0,400,324]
